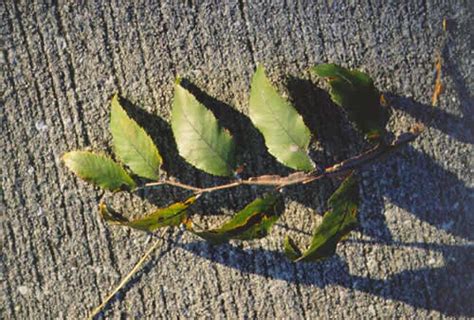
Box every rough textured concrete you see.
[1,0,473,318]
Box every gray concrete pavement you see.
[2,1,473,318]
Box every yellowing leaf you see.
[189,193,281,244]
[285,174,359,262]
[249,65,314,171]
[171,82,236,177]
[62,151,136,191]
[110,94,162,180]
[312,64,388,140]
[100,196,197,232]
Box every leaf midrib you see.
[334,70,355,88]
[257,86,306,151]
[180,108,233,173]
[114,121,159,178]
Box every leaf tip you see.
[110,93,122,112]
[252,64,267,82]
[110,93,122,115]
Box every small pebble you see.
[18,285,30,296]
[35,121,48,132]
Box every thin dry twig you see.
[431,17,448,106]
[88,229,168,319]
[142,128,421,195]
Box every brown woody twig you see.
[142,126,422,194]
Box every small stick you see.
[87,229,167,319]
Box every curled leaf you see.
[171,81,236,176]
[285,174,359,262]
[189,193,281,244]
[249,65,314,171]
[284,235,302,261]
[312,64,388,140]
[99,196,197,232]
[110,94,162,180]
[62,151,136,191]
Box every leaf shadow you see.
[373,143,474,241]
[380,60,473,240]
[179,239,474,317]
[286,76,369,164]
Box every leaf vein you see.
[117,130,158,177]
[257,88,306,150]
[179,109,233,173]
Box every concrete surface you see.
[2,0,473,318]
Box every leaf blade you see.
[249,65,314,171]
[62,151,136,191]
[100,196,197,232]
[287,174,359,262]
[189,193,281,244]
[171,83,236,176]
[110,94,162,180]
[311,64,388,140]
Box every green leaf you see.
[286,174,359,262]
[99,196,197,232]
[189,193,281,244]
[311,64,388,140]
[249,65,314,171]
[110,94,162,180]
[171,82,236,177]
[62,151,136,191]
